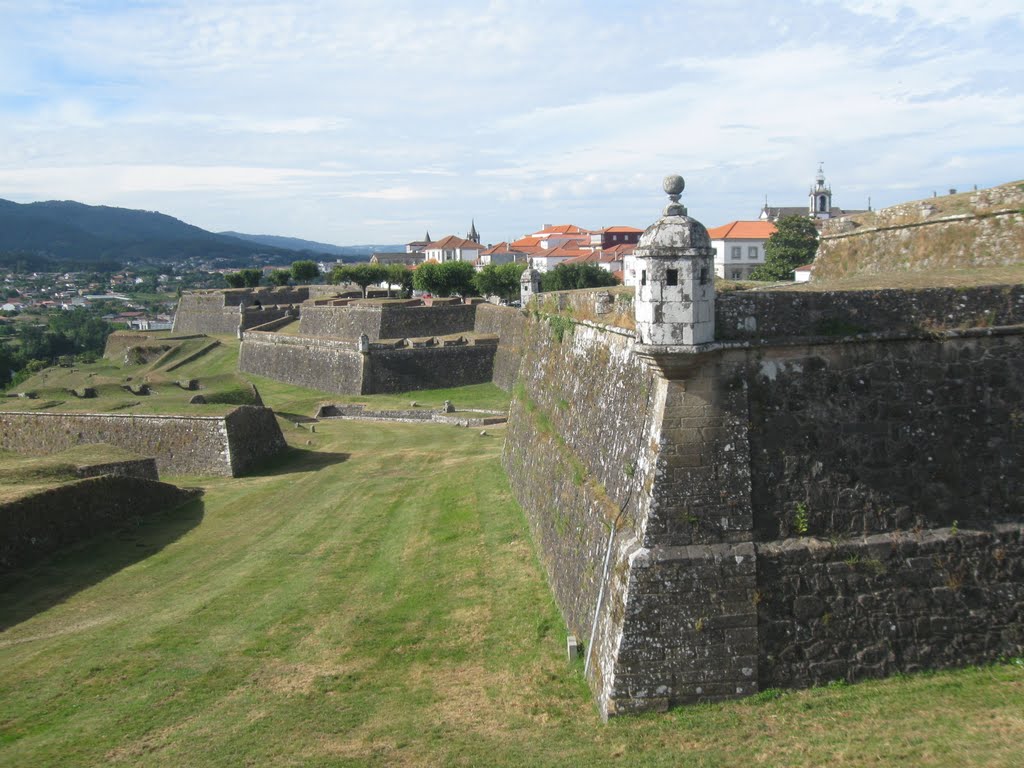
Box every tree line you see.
[0,308,115,388]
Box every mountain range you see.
[0,198,396,270]
[220,231,400,258]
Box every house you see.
[421,235,487,264]
[595,226,643,249]
[561,250,623,274]
[528,241,592,273]
[476,243,527,268]
[405,231,432,253]
[370,252,422,267]
[707,220,777,280]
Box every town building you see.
[707,220,777,280]
[421,235,487,264]
[759,164,868,223]
[405,231,432,253]
[476,243,527,268]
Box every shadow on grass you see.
[247,446,351,477]
[275,411,318,424]
[0,498,205,633]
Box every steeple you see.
[424,230,432,243]
[809,163,832,218]
[467,220,480,243]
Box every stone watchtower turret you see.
[520,266,541,306]
[634,175,716,346]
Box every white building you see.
[707,220,776,280]
[421,235,487,264]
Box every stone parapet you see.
[0,407,285,477]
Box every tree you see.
[240,268,263,287]
[540,263,618,292]
[268,269,291,286]
[474,262,527,301]
[291,260,320,283]
[384,263,413,298]
[332,263,386,298]
[413,260,476,297]
[748,215,819,281]
[225,269,262,288]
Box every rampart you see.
[0,406,286,477]
[238,331,364,394]
[502,286,1024,717]
[238,329,497,395]
[813,182,1024,280]
[299,300,478,340]
[172,286,337,335]
[1,476,201,570]
[715,284,1024,341]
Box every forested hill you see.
[0,198,327,267]
[220,231,401,259]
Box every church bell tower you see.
[809,163,832,219]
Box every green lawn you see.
[1,341,1022,766]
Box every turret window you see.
[666,269,678,286]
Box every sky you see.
[0,0,1021,246]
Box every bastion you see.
[0,406,287,477]
[501,176,1024,717]
[171,285,341,336]
[237,297,497,395]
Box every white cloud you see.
[0,0,1020,242]
[840,0,1022,25]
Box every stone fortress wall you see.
[813,181,1024,280]
[0,406,286,477]
[237,295,494,395]
[168,186,1024,716]
[171,285,339,336]
[1,475,201,570]
[503,286,1024,717]
[299,298,478,340]
[499,176,1024,718]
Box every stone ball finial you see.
[663,175,685,196]
[662,174,687,216]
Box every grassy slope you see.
[1,342,1022,766]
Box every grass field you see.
[2,343,1023,766]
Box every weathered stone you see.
[0,406,285,477]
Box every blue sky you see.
[0,0,1021,245]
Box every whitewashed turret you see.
[634,175,715,346]
[520,267,541,306]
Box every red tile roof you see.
[537,224,587,234]
[480,241,527,256]
[706,221,777,240]
[602,225,642,233]
[604,243,636,256]
[563,250,619,265]
[426,235,485,251]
